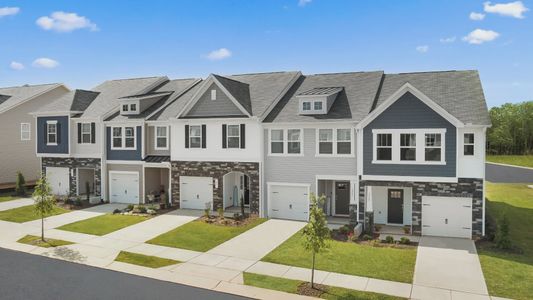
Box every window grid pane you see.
[302,102,311,111]
[189,125,202,148]
[314,101,322,110]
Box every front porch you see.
[144,166,170,205]
[363,185,414,236]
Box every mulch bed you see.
[200,215,259,227]
[56,200,101,211]
[297,282,328,298]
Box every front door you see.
[387,189,404,224]
[335,181,350,215]
[242,175,250,206]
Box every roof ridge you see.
[0,83,61,90]
[227,71,299,76]
[168,77,202,82]
[391,70,477,75]
[305,70,384,76]
[103,76,165,82]
[213,74,249,86]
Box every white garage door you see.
[110,172,139,204]
[180,176,213,210]
[422,196,472,239]
[46,167,70,196]
[268,184,309,221]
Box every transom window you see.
[20,123,30,141]
[155,126,168,150]
[81,123,92,144]
[464,133,474,156]
[227,125,240,148]
[269,129,302,155]
[111,126,136,150]
[376,133,392,161]
[189,125,202,148]
[302,102,311,111]
[317,128,352,156]
[46,121,57,145]
[424,133,442,161]
[400,133,416,161]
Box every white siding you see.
[457,127,485,179]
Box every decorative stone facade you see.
[171,161,260,214]
[41,157,101,198]
[352,178,484,239]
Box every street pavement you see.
[485,162,533,183]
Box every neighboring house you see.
[31,70,490,239]
[0,83,70,185]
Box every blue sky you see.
[1,0,531,107]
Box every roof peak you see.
[0,83,61,90]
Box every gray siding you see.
[146,126,170,156]
[106,126,143,160]
[363,92,456,177]
[37,116,69,154]
[185,83,245,118]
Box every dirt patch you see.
[297,282,328,297]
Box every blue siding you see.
[106,126,142,160]
[37,116,69,154]
[363,92,456,177]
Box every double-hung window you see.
[464,133,474,156]
[376,133,392,161]
[318,129,333,154]
[424,133,442,161]
[270,129,284,154]
[81,123,92,144]
[155,126,168,150]
[189,125,202,148]
[287,129,301,154]
[47,121,57,145]
[269,129,302,155]
[400,133,416,161]
[20,123,31,141]
[125,127,135,148]
[318,128,352,156]
[337,129,351,155]
[111,126,136,149]
[112,127,122,148]
[227,125,240,148]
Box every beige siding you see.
[146,125,170,156]
[0,86,69,184]
[106,163,143,202]
[70,119,102,157]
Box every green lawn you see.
[57,214,148,236]
[0,205,68,223]
[17,235,73,248]
[477,182,533,300]
[261,230,417,283]
[148,218,267,252]
[0,193,19,203]
[115,251,180,268]
[243,273,404,300]
[486,155,533,168]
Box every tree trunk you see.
[311,251,315,289]
[41,216,45,242]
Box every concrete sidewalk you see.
[0,198,34,211]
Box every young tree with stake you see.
[33,174,56,241]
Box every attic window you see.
[122,104,129,112]
[211,89,217,101]
[302,102,311,111]
[314,101,323,110]
[130,104,137,111]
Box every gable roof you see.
[264,71,384,123]
[213,74,252,115]
[35,89,100,114]
[374,70,491,126]
[0,83,66,114]
[149,82,203,121]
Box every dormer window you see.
[122,104,129,112]
[314,101,323,110]
[211,89,217,100]
[302,102,311,111]
[130,104,137,111]
[297,87,343,115]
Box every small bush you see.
[126,204,134,211]
[399,237,410,245]
[362,234,373,241]
[217,207,224,219]
[204,202,211,218]
[339,225,350,235]
[15,171,26,196]
[74,196,83,207]
[384,236,394,244]
[233,212,243,221]
[495,214,512,250]
[137,205,147,214]
[113,209,122,214]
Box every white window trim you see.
[80,122,92,144]
[110,126,137,150]
[46,120,58,146]
[371,128,446,165]
[20,123,31,141]
[211,89,217,101]
[225,124,241,149]
[154,126,169,150]
[463,132,475,156]
[302,101,311,111]
[400,133,416,161]
[315,128,354,158]
[188,125,203,149]
[268,128,304,156]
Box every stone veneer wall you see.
[171,161,260,214]
[41,157,102,197]
[352,178,483,238]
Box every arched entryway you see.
[222,171,250,212]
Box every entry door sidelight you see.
[387,189,404,224]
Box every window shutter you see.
[222,124,227,149]
[201,124,207,148]
[56,123,61,144]
[43,123,47,144]
[184,125,189,148]
[240,124,245,149]
[91,123,96,144]
[77,123,82,143]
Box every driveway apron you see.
[414,236,488,295]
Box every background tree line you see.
[487,101,533,155]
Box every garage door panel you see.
[180,176,213,210]
[46,167,70,196]
[269,184,309,222]
[422,196,472,239]
[110,173,139,204]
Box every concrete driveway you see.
[414,236,488,296]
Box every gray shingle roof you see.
[297,87,344,96]
[37,89,100,113]
[213,75,252,115]
[375,70,491,125]
[81,76,167,118]
[0,83,64,114]
[149,82,203,121]
[264,72,384,123]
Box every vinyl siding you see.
[363,92,456,177]
[106,126,143,161]
[146,125,170,156]
[37,116,70,155]
[70,120,101,157]
[185,83,245,117]
[106,163,143,202]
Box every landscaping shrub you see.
[233,212,243,221]
[384,236,394,244]
[137,205,147,214]
[126,204,134,211]
[217,207,224,219]
[495,214,512,250]
[399,237,410,245]
[362,234,373,241]
[113,209,121,214]
[74,196,83,207]
[15,171,26,196]
[204,202,211,218]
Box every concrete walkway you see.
[414,236,489,296]
[0,198,34,211]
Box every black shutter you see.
[56,123,61,144]
[43,122,48,144]
[91,123,96,144]
[201,125,206,148]
[240,124,245,149]
[77,123,82,143]
[184,125,189,148]
[222,124,227,149]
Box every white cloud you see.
[416,45,429,53]
[463,29,500,44]
[206,48,232,61]
[36,11,98,32]
[298,0,312,7]
[32,58,59,69]
[484,1,529,18]
[0,7,19,17]
[470,12,486,20]
[9,61,24,70]
[440,36,457,43]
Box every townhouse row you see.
[0,70,490,239]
